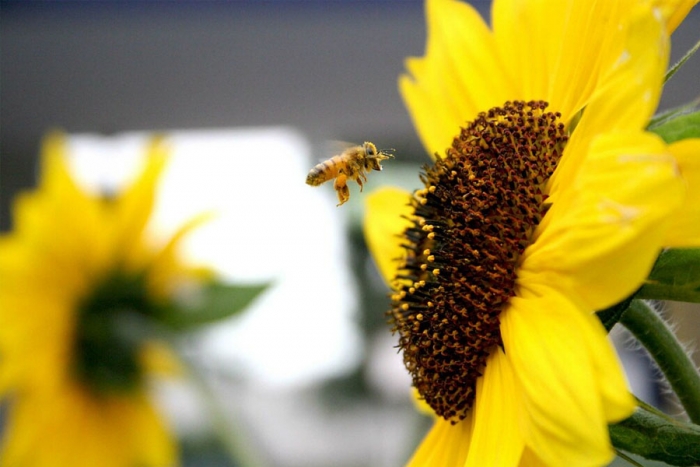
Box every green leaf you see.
[649,109,700,143]
[596,293,635,332]
[636,249,700,302]
[647,101,699,132]
[161,282,269,330]
[610,407,700,466]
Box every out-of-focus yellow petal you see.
[400,0,512,156]
[0,298,72,392]
[664,138,700,246]
[140,211,215,298]
[523,131,684,311]
[126,394,178,467]
[500,284,635,467]
[13,134,111,288]
[38,132,87,205]
[363,187,413,286]
[139,340,185,377]
[1,383,175,467]
[465,349,524,467]
[407,415,473,466]
[115,137,169,264]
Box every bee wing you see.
[324,140,358,157]
[308,141,355,166]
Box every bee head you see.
[363,142,379,157]
[363,141,394,171]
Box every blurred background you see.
[1,1,698,466]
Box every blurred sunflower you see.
[365,0,700,466]
[0,134,209,467]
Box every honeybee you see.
[306,141,394,206]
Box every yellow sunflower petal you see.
[494,1,647,125]
[400,72,462,159]
[649,0,699,32]
[664,138,700,247]
[492,0,566,108]
[491,0,540,98]
[411,386,436,416]
[518,447,549,467]
[465,348,524,467]
[407,415,473,466]
[550,3,668,197]
[586,3,667,129]
[523,131,684,311]
[501,284,635,467]
[400,0,512,155]
[363,187,414,286]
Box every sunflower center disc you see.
[75,272,154,395]
[391,100,568,422]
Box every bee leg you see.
[360,171,369,190]
[334,174,350,206]
[356,175,365,192]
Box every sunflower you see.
[0,134,206,467]
[364,0,700,466]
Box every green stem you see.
[635,397,673,421]
[182,354,267,467]
[665,37,700,84]
[621,300,700,424]
[130,316,267,467]
[615,450,644,467]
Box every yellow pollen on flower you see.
[389,101,568,423]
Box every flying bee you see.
[306,141,394,206]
